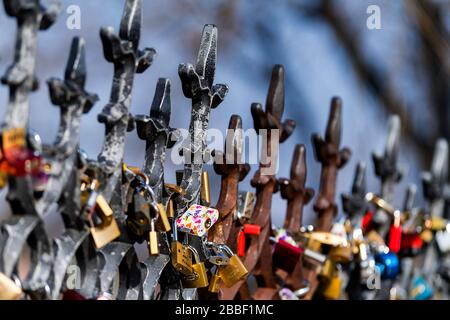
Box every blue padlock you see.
[410,276,433,300]
[375,251,399,280]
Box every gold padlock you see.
[155,203,171,232]
[95,194,114,226]
[90,218,120,249]
[171,228,192,275]
[0,273,22,300]
[201,170,211,206]
[328,245,353,263]
[318,259,335,280]
[208,271,222,293]
[148,218,159,256]
[166,198,175,218]
[2,127,26,151]
[165,183,186,195]
[367,230,385,246]
[322,273,342,300]
[430,216,446,231]
[217,245,248,287]
[89,194,120,249]
[182,246,209,288]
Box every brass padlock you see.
[155,203,171,232]
[322,273,342,300]
[208,269,222,293]
[200,170,211,206]
[217,245,248,287]
[182,246,209,288]
[0,273,22,300]
[148,217,159,256]
[318,259,342,299]
[167,198,175,218]
[89,196,120,249]
[84,179,120,249]
[318,259,335,280]
[171,227,192,275]
[328,245,353,263]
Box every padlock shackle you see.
[187,245,201,262]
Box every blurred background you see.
[0,0,449,228]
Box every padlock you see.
[321,273,342,300]
[361,210,373,232]
[217,245,248,287]
[374,251,399,280]
[328,245,352,264]
[200,170,211,206]
[388,210,402,254]
[237,224,260,257]
[155,203,171,232]
[208,268,222,293]
[366,230,385,246]
[430,216,446,231]
[308,232,345,247]
[171,225,192,275]
[272,239,303,273]
[0,273,22,300]
[127,191,151,237]
[400,232,423,256]
[235,191,255,223]
[318,259,335,280]
[410,276,433,300]
[176,204,219,237]
[182,246,209,288]
[205,242,230,266]
[148,217,159,256]
[318,261,342,300]
[237,229,246,257]
[167,198,175,218]
[83,179,120,249]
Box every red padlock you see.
[237,230,246,257]
[237,224,261,257]
[388,211,402,253]
[243,224,260,235]
[400,233,423,256]
[361,210,373,232]
[273,239,303,274]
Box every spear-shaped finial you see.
[36,37,98,221]
[47,37,98,156]
[312,97,351,231]
[135,78,179,201]
[279,144,314,232]
[242,64,295,298]
[422,139,449,217]
[208,115,250,244]
[1,0,61,129]
[176,24,228,213]
[96,0,155,200]
[371,115,403,235]
[341,162,368,221]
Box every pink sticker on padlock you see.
[176,204,219,237]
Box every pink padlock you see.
[176,204,219,237]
